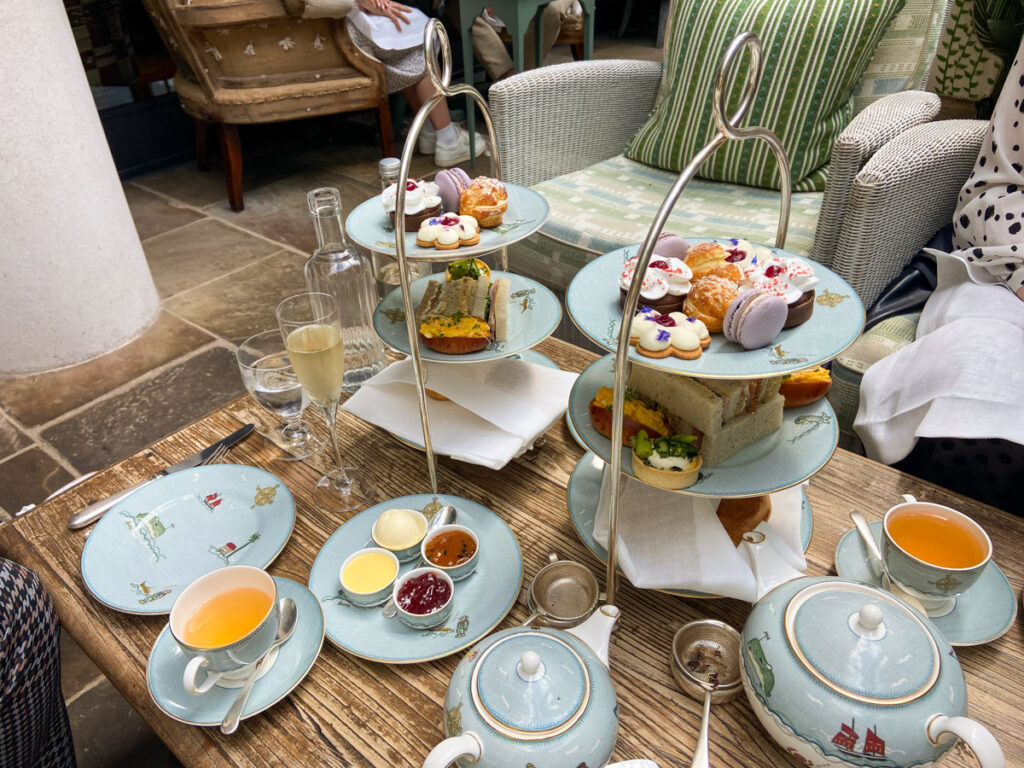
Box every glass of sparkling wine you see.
[236,330,326,461]
[276,292,375,512]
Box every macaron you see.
[435,168,472,213]
[723,289,788,350]
[653,232,690,261]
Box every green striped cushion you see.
[626,0,906,191]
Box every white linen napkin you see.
[347,7,429,50]
[592,469,807,602]
[342,358,578,469]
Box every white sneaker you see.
[434,124,488,168]
[418,128,436,155]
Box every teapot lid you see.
[470,631,590,740]
[784,581,940,706]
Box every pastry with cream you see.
[739,252,820,328]
[460,177,508,227]
[630,430,702,490]
[416,213,480,250]
[629,309,709,359]
[683,275,739,333]
[618,254,693,313]
[382,179,442,230]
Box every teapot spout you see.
[741,530,804,601]
[566,605,620,667]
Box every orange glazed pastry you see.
[683,275,739,333]
[684,241,743,282]
[460,177,508,228]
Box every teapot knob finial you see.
[517,651,545,682]
[849,603,887,640]
[859,604,883,630]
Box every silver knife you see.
[67,424,255,530]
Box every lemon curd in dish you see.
[342,550,399,594]
[182,586,273,648]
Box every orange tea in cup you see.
[182,586,274,649]
[887,510,989,569]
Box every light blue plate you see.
[309,494,522,663]
[835,521,1017,647]
[567,452,813,599]
[373,270,561,363]
[565,240,865,378]
[567,356,838,497]
[81,465,295,615]
[345,183,549,261]
[146,577,323,726]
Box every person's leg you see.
[521,0,574,69]
[471,15,514,80]
[0,558,76,768]
[402,77,486,167]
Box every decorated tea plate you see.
[372,270,561,363]
[565,240,865,378]
[80,465,294,615]
[835,521,1017,646]
[567,356,837,497]
[345,182,549,261]
[566,453,813,599]
[147,577,323,726]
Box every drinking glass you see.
[276,292,375,512]
[236,330,326,461]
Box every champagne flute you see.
[276,292,376,512]
[236,330,326,461]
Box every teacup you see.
[169,565,279,695]
[339,547,400,607]
[421,524,480,582]
[393,567,454,629]
[881,494,992,616]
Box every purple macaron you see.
[435,168,472,212]
[723,289,788,350]
[653,231,690,260]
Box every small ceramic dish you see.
[393,567,454,629]
[421,524,480,581]
[339,548,400,607]
[371,508,428,563]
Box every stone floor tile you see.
[41,347,245,474]
[124,184,206,241]
[203,168,381,254]
[0,412,32,460]
[165,251,309,344]
[60,629,104,702]
[0,312,213,427]
[0,447,75,513]
[298,141,439,187]
[69,677,181,768]
[144,219,281,299]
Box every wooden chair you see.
[140,0,394,211]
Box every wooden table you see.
[1,337,1021,767]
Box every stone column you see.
[0,0,159,375]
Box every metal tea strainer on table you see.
[522,553,600,628]
[671,620,742,768]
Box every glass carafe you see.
[304,187,386,392]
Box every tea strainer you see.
[522,553,600,628]
[671,620,742,768]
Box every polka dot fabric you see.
[951,36,1024,297]
[0,559,76,768]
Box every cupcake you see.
[382,179,442,230]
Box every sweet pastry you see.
[416,213,480,250]
[653,231,690,261]
[630,430,702,490]
[588,386,670,446]
[627,365,784,466]
[739,253,819,328]
[435,168,472,212]
[722,289,788,350]
[716,496,772,546]
[618,254,692,313]
[683,275,739,333]
[382,179,442,231]
[684,242,743,282]
[415,273,510,354]
[629,310,706,359]
[460,177,508,228]
[779,366,832,407]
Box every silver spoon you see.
[220,597,298,735]
[849,510,926,613]
[382,506,457,619]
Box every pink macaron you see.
[723,289,788,350]
[653,232,690,261]
[435,168,472,213]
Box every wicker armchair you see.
[487,0,954,312]
[141,0,394,211]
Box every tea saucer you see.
[834,521,1017,647]
[146,577,324,727]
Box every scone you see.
[460,177,508,228]
[716,496,772,546]
[683,275,739,333]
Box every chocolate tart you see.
[619,288,684,314]
[388,203,443,232]
[783,289,815,328]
